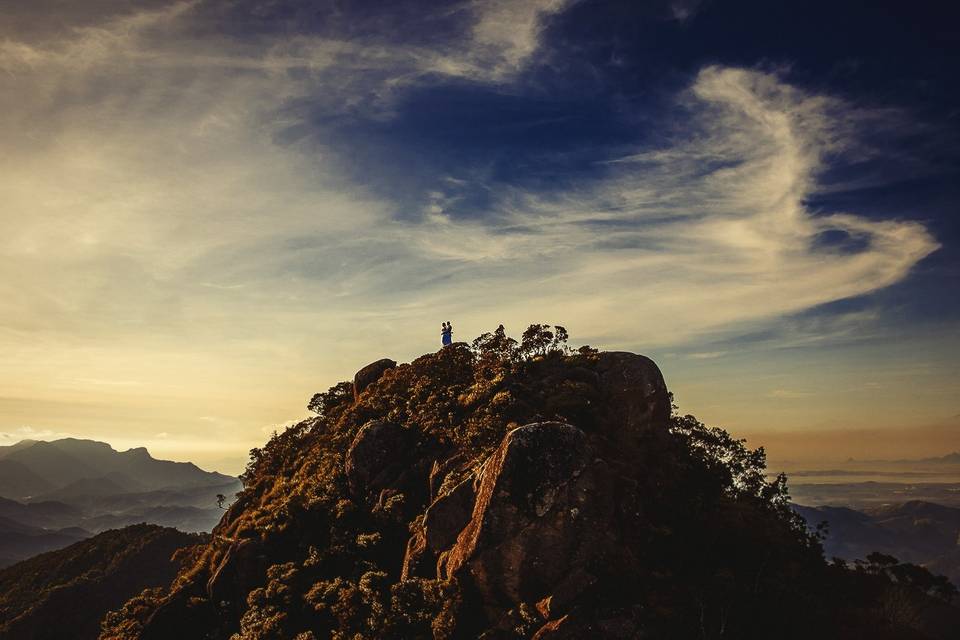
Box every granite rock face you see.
[396,417,650,635]
[352,358,397,400]
[401,473,476,580]
[595,351,670,436]
[443,423,595,597]
[392,353,672,633]
[344,419,410,498]
[131,348,677,638]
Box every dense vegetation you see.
[0,524,203,640]
[95,326,957,639]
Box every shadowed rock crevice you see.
[345,420,412,498]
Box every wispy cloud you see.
[0,2,941,450]
[464,0,570,76]
[409,66,938,344]
[0,1,936,342]
[686,351,728,360]
[767,389,813,399]
[669,0,707,22]
[0,426,79,442]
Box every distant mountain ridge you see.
[0,497,82,529]
[0,458,53,498]
[0,438,240,568]
[0,514,89,568]
[842,452,960,464]
[919,452,960,464]
[0,438,234,500]
[795,500,960,587]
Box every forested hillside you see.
[19,326,957,639]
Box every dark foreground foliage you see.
[0,524,203,640]
[96,326,957,640]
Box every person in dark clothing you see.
[441,321,453,346]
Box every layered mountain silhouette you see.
[0,457,53,497]
[797,501,960,588]
[0,513,87,569]
[843,453,960,465]
[0,438,240,567]
[911,453,960,465]
[0,438,236,500]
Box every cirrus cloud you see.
[0,1,939,453]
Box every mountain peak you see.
[101,336,951,640]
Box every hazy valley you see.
[0,438,240,568]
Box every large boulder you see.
[595,351,670,434]
[206,538,262,607]
[401,473,477,580]
[353,358,396,400]
[344,420,409,497]
[442,422,623,616]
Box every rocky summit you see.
[96,331,959,640]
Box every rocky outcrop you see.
[396,360,668,627]
[344,420,410,497]
[206,538,263,607]
[105,342,908,640]
[352,358,396,400]
[401,473,476,580]
[596,351,670,435]
[439,422,622,621]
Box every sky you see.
[1,0,958,474]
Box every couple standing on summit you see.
[441,321,454,347]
